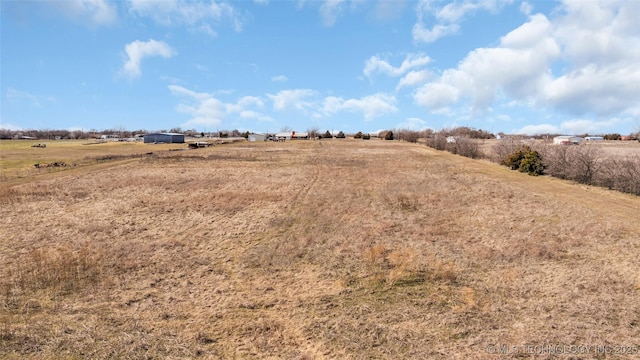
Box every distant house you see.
[584,136,604,141]
[275,132,292,141]
[248,133,266,142]
[143,133,185,144]
[100,134,119,140]
[553,135,582,145]
[292,132,309,140]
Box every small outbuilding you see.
[248,133,266,142]
[553,135,582,145]
[584,136,604,141]
[144,133,185,144]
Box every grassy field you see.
[1,139,639,359]
[0,140,187,180]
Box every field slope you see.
[1,140,639,359]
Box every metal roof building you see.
[143,133,185,144]
[248,133,266,142]
[553,135,582,145]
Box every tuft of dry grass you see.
[1,139,639,358]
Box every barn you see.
[143,133,185,144]
[553,135,582,145]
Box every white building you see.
[292,132,309,139]
[553,135,582,145]
[248,134,266,142]
[275,132,292,141]
[100,134,120,140]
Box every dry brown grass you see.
[0,139,185,180]
[1,139,639,359]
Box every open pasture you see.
[1,139,639,359]
[0,140,187,180]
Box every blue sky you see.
[2,0,639,135]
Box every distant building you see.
[143,133,185,144]
[248,134,266,142]
[553,135,582,145]
[292,132,309,139]
[275,132,291,141]
[272,131,309,141]
[100,134,119,140]
[584,136,604,141]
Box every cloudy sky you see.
[2,0,639,135]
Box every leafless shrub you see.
[395,129,423,143]
[534,143,570,179]
[595,156,640,195]
[446,136,481,159]
[491,138,523,163]
[534,143,640,195]
[425,134,447,150]
[536,145,599,184]
[569,146,601,184]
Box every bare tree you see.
[307,126,320,140]
[569,146,600,184]
[491,138,522,163]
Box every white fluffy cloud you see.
[396,117,431,131]
[169,85,226,127]
[319,0,345,27]
[47,0,117,26]
[322,93,397,120]
[267,89,318,112]
[413,0,512,43]
[412,23,459,43]
[271,75,288,82]
[516,118,631,135]
[414,1,640,122]
[516,124,559,135]
[170,86,398,128]
[364,53,431,78]
[127,0,244,35]
[225,96,265,113]
[543,1,640,117]
[396,70,432,91]
[239,110,273,122]
[122,39,176,78]
[169,85,272,127]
